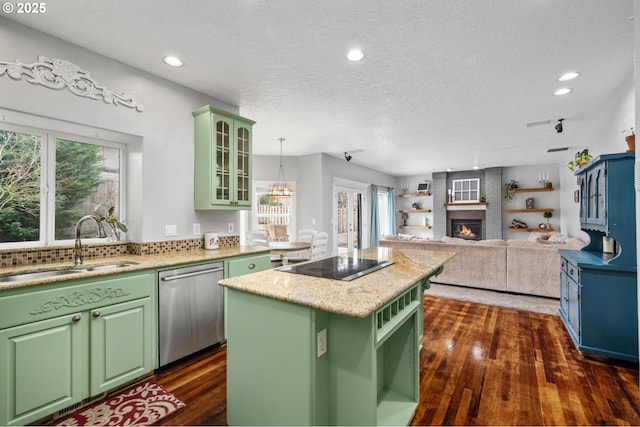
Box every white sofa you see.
[380,233,586,298]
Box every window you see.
[377,189,390,237]
[0,124,125,246]
[451,178,480,203]
[252,181,295,242]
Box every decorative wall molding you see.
[0,56,144,112]
[29,287,132,315]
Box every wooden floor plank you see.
[149,294,639,426]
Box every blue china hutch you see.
[559,152,638,362]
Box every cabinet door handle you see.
[72,314,82,322]
[92,311,101,318]
[569,268,574,275]
[248,263,256,270]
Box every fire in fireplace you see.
[451,219,482,240]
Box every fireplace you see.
[451,219,482,240]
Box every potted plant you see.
[567,150,593,171]
[504,180,519,202]
[543,211,553,227]
[94,204,128,240]
[622,127,635,152]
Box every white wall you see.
[559,74,635,240]
[0,17,240,242]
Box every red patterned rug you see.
[55,380,185,426]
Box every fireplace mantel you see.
[444,202,488,211]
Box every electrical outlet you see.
[228,222,234,233]
[193,223,201,235]
[317,329,327,357]
[165,225,177,237]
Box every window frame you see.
[451,178,480,203]
[0,122,127,248]
[251,180,296,242]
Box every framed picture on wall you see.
[417,181,430,194]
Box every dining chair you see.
[288,231,328,263]
[298,228,317,243]
[309,232,328,259]
[292,228,317,258]
[267,224,289,242]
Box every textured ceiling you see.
[7,0,635,176]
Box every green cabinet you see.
[193,105,255,210]
[226,282,422,426]
[0,313,84,426]
[89,297,154,396]
[0,272,156,425]
[225,252,272,278]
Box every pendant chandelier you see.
[267,137,294,199]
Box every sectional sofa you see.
[380,233,586,298]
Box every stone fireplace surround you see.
[432,168,503,240]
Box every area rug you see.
[55,380,185,426]
[426,282,560,315]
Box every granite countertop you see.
[219,247,456,318]
[0,245,270,292]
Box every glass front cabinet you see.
[193,106,255,210]
[559,152,637,362]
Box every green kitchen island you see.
[219,247,455,426]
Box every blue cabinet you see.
[559,152,637,362]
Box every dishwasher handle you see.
[160,267,224,282]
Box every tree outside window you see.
[0,127,124,245]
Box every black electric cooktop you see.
[279,256,394,281]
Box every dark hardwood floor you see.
[156,295,640,426]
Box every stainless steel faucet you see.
[74,214,108,265]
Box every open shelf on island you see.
[506,208,554,213]
[506,187,554,193]
[508,227,554,232]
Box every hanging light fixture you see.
[267,138,294,198]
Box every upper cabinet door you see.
[193,106,255,210]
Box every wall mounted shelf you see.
[398,193,431,198]
[506,208,554,213]
[506,187,553,194]
[399,225,432,230]
[399,209,431,213]
[508,227,554,233]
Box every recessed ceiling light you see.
[346,49,364,62]
[163,56,184,67]
[446,168,453,172]
[553,87,572,96]
[472,165,480,170]
[558,71,580,82]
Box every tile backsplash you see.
[0,235,240,268]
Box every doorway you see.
[334,182,366,254]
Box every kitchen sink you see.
[81,262,139,271]
[0,261,139,283]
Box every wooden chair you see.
[289,231,329,263]
[309,232,328,259]
[267,224,289,242]
[292,229,317,258]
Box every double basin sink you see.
[0,262,139,283]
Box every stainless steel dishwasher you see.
[158,262,224,367]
